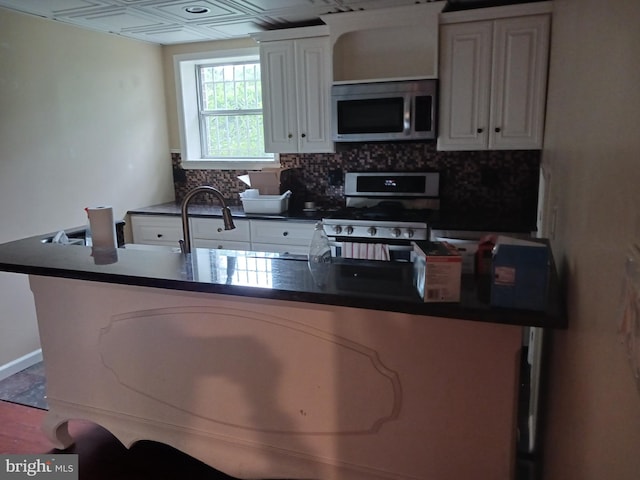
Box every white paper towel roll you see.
[86,206,116,250]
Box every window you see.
[175,48,277,170]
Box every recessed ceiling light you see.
[184,6,210,14]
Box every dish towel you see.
[342,242,390,261]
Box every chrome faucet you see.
[179,186,235,254]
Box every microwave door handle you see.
[404,97,412,135]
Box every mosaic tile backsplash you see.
[172,142,540,222]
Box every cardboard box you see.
[412,241,462,302]
[490,237,550,311]
[238,168,289,195]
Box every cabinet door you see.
[490,15,550,149]
[295,36,334,153]
[437,21,493,151]
[260,41,298,153]
[130,215,182,246]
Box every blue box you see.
[490,242,550,311]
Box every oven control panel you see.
[322,220,429,241]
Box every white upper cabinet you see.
[257,28,333,154]
[438,14,550,151]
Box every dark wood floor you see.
[0,400,235,479]
[1,399,539,479]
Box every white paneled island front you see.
[32,276,520,480]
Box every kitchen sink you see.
[41,229,87,245]
[41,221,125,247]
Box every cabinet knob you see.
[477,128,483,133]
[301,133,306,138]
[217,227,223,233]
[495,127,501,133]
[157,233,163,238]
[288,133,293,139]
[282,231,289,236]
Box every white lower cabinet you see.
[193,239,252,251]
[190,217,251,251]
[250,220,314,255]
[251,243,309,256]
[130,214,182,247]
[131,214,313,255]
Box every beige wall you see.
[0,9,174,366]
[541,0,640,478]
[161,37,258,150]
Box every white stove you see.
[322,172,440,259]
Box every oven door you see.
[328,237,414,262]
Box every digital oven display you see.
[356,176,427,194]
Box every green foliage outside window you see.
[198,62,271,160]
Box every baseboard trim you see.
[0,349,43,382]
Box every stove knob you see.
[345,226,354,235]
[391,228,402,238]
[332,225,342,235]
[367,227,377,236]
[404,229,415,239]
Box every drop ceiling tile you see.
[0,0,107,17]
[241,0,335,13]
[339,0,439,9]
[241,4,337,24]
[60,7,167,31]
[199,21,265,36]
[125,26,218,43]
[135,0,245,24]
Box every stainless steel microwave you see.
[331,79,437,142]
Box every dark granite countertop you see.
[428,208,536,235]
[128,202,333,222]
[0,227,566,329]
[128,202,537,234]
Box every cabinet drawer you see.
[190,218,250,242]
[192,239,251,251]
[251,242,309,256]
[131,215,182,246]
[250,220,314,246]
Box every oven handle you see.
[328,239,414,259]
[327,239,413,251]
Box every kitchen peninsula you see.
[0,230,564,480]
